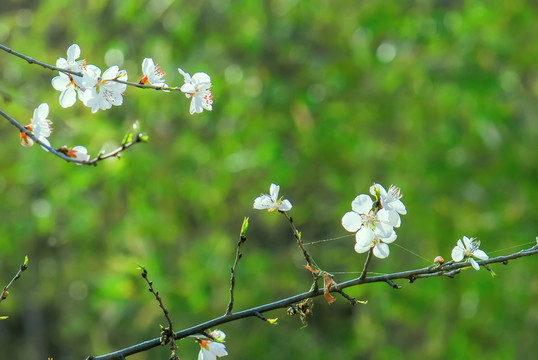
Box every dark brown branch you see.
[0,108,146,166]
[226,217,248,316]
[86,244,538,360]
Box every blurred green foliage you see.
[0,0,537,359]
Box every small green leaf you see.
[23,255,29,267]
[241,217,249,237]
[0,316,8,320]
[122,132,134,145]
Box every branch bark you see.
[86,244,538,360]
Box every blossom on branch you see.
[253,183,292,212]
[178,68,213,114]
[79,65,128,113]
[451,236,489,270]
[370,183,407,227]
[20,103,53,150]
[140,58,167,87]
[195,330,228,360]
[51,44,87,108]
[60,145,90,164]
[342,185,404,259]
[55,43,84,72]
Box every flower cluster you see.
[51,44,213,114]
[19,102,89,161]
[341,183,407,259]
[253,183,292,212]
[195,330,228,360]
[51,44,127,112]
[451,236,489,270]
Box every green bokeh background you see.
[1,0,537,359]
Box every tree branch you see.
[0,43,180,92]
[226,217,249,316]
[0,108,146,166]
[85,244,538,360]
[1,256,29,318]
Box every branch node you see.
[385,279,402,289]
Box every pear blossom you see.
[253,183,292,212]
[140,58,167,87]
[451,236,489,270]
[60,145,90,164]
[51,44,87,108]
[178,68,213,114]
[196,330,228,360]
[370,183,407,227]
[20,103,53,150]
[79,65,128,113]
[342,193,399,259]
[55,44,84,72]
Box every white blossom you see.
[20,103,53,151]
[79,65,128,113]
[370,183,407,227]
[51,44,87,108]
[140,58,167,87]
[178,68,213,114]
[253,183,292,212]
[342,193,397,259]
[451,236,489,270]
[196,330,228,360]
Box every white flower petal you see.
[142,58,153,75]
[38,137,51,151]
[451,245,465,262]
[253,195,273,209]
[192,72,211,85]
[35,103,49,120]
[356,227,374,248]
[374,221,393,238]
[207,342,228,357]
[102,65,119,80]
[354,241,371,254]
[279,199,292,212]
[469,258,480,270]
[472,249,488,260]
[351,194,373,214]
[462,236,472,249]
[341,212,362,233]
[391,199,407,215]
[373,242,390,259]
[269,184,280,201]
[59,87,77,108]
[379,230,397,244]
[67,44,81,62]
[51,74,71,90]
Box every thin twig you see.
[1,256,29,305]
[0,108,145,166]
[226,217,248,316]
[139,267,177,357]
[359,247,373,280]
[281,211,317,270]
[86,244,538,360]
